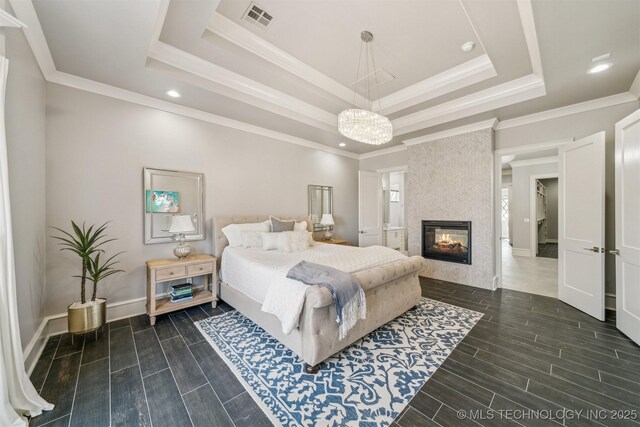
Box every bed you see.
[212,216,424,373]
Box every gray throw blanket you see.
[287,260,366,340]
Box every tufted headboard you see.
[211,215,312,258]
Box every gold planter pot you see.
[68,299,106,334]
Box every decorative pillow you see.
[270,216,295,232]
[241,231,263,248]
[222,221,270,247]
[261,232,287,251]
[282,231,312,253]
[293,220,308,232]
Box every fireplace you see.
[422,220,472,264]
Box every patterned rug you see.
[195,298,482,427]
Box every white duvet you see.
[220,242,406,334]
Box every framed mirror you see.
[143,167,204,244]
[308,185,333,231]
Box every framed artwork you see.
[146,190,180,213]
[390,190,400,203]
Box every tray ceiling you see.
[16,0,640,155]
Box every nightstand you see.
[146,254,217,325]
[322,239,349,245]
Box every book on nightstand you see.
[170,283,193,302]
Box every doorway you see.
[381,170,407,253]
[499,150,560,298]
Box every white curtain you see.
[0,56,53,426]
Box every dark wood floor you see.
[29,278,639,427]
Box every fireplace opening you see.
[422,220,472,264]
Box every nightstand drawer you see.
[187,262,213,276]
[156,266,186,281]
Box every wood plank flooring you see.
[30,277,639,426]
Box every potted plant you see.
[52,221,124,334]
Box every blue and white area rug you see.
[195,298,482,427]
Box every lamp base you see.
[173,241,191,259]
[323,230,333,240]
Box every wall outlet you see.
[524,218,530,223]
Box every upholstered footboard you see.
[219,255,423,368]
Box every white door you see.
[615,110,640,345]
[358,171,382,247]
[558,132,605,320]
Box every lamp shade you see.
[320,214,335,226]
[168,215,195,233]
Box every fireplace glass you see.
[422,221,472,264]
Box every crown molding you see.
[403,118,498,146]
[496,92,638,130]
[8,0,55,78]
[148,41,338,133]
[148,0,170,50]
[204,12,369,109]
[48,71,358,159]
[629,69,640,99]
[0,9,26,28]
[516,0,544,79]
[393,74,545,135]
[380,55,497,115]
[358,144,407,160]
[509,156,558,168]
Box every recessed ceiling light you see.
[461,41,475,53]
[588,63,612,74]
[339,142,346,147]
[166,90,181,98]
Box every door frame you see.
[529,173,558,257]
[493,138,572,290]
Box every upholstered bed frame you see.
[211,216,423,372]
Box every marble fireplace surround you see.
[407,128,495,289]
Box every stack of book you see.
[170,283,193,303]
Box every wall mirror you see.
[308,185,333,231]
[143,167,204,244]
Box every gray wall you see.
[540,178,558,241]
[359,149,407,172]
[5,18,48,349]
[45,84,359,316]
[510,162,558,251]
[407,129,494,289]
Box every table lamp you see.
[169,215,195,258]
[320,214,335,240]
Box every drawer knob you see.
[169,272,174,275]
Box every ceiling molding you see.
[629,68,640,99]
[509,156,558,168]
[204,12,369,109]
[516,0,544,79]
[0,9,26,28]
[8,0,56,78]
[148,0,170,50]
[403,118,498,146]
[48,71,359,160]
[392,74,545,135]
[148,40,339,133]
[380,55,497,115]
[358,144,406,160]
[496,92,638,130]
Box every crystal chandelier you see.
[338,31,393,145]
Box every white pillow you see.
[282,231,312,253]
[261,232,287,251]
[294,221,308,232]
[241,231,263,248]
[222,221,270,247]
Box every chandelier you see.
[338,31,393,145]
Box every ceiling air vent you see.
[242,2,274,30]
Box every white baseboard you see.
[492,276,500,290]
[511,248,531,257]
[24,296,147,375]
[605,293,616,311]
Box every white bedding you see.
[220,242,406,333]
